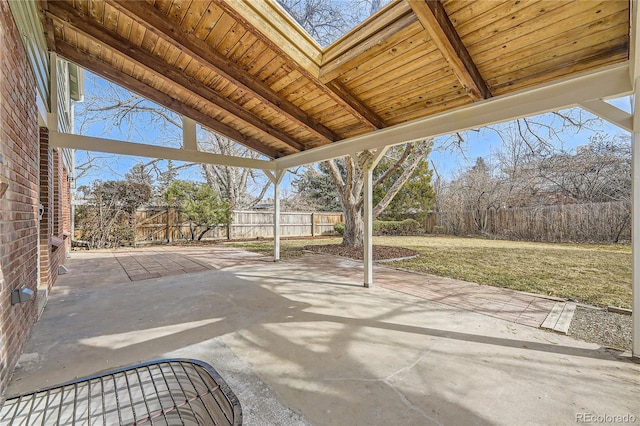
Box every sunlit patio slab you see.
[5,248,639,425]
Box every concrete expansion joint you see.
[322,345,440,424]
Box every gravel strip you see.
[568,306,632,352]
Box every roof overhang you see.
[28,0,635,169]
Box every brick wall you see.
[0,0,40,394]
[39,131,69,292]
[39,129,53,291]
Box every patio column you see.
[266,170,285,262]
[360,148,388,287]
[633,77,640,358]
[364,165,373,287]
[182,116,197,151]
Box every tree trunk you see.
[342,199,364,247]
[325,140,433,248]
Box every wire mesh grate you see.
[0,359,241,426]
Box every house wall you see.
[0,0,41,393]
[0,0,72,395]
[39,129,70,292]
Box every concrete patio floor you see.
[5,246,640,425]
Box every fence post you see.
[311,212,315,237]
[166,207,172,243]
[133,214,137,248]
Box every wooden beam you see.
[105,0,339,144]
[221,0,322,68]
[326,81,387,129]
[47,1,304,153]
[50,132,276,170]
[215,0,379,131]
[37,0,57,52]
[54,40,281,159]
[409,0,491,100]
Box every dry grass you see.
[229,236,631,309]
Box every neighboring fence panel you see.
[427,201,631,243]
[132,208,344,245]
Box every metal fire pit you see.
[0,359,242,425]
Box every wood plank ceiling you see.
[39,0,630,159]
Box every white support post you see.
[182,116,197,151]
[266,170,285,262]
[274,175,281,262]
[361,147,389,287]
[363,166,373,287]
[633,77,640,359]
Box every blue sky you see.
[74,72,631,195]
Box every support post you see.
[274,176,281,262]
[360,147,389,287]
[633,77,640,358]
[266,170,285,262]
[182,116,197,151]
[363,167,373,287]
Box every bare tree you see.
[75,73,270,208]
[199,130,270,210]
[439,157,504,234]
[278,0,388,47]
[326,140,433,247]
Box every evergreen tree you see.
[164,180,231,241]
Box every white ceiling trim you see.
[579,100,633,132]
[49,132,276,170]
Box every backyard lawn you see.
[230,236,632,309]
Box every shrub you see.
[433,225,445,234]
[334,222,345,235]
[373,219,421,236]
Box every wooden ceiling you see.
[39,0,630,159]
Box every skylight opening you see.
[277,0,391,48]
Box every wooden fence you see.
[134,208,344,245]
[426,201,631,243]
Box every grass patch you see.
[229,236,631,309]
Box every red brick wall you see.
[62,166,71,254]
[0,0,40,394]
[39,131,69,292]
[39,129,53,291]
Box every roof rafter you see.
[409,0,491,100]
[214,0,380,132]
[326,81,387,129]
[47,1,304,153]
[54,40,280,159]
[104,0,339,145]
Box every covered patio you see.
[7,246,639,424]
[3,0,640,421]
[10,0,639,355]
